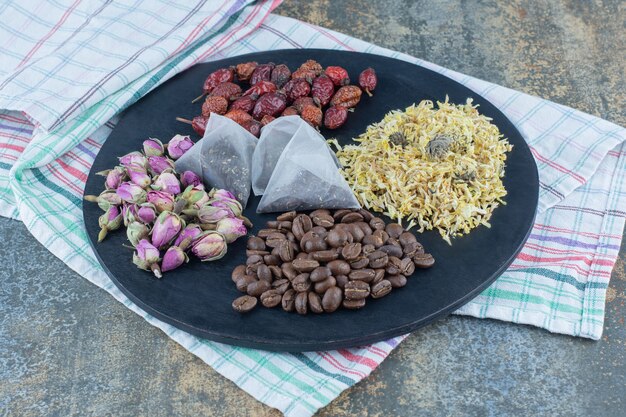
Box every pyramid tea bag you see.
[256,117,360,213]
[176,114,256,208]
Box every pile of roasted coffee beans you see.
[178,60,378,137]
[231,208,434,314]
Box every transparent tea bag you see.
[255,117,360,213]
[176,114,257,208]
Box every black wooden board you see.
[83,49,538,351]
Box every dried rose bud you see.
[122,203,139,226]
[152,172,181,195]
[98,205,122,242]
[211,189,237,201]
[127,221,150,247]
[210,196,242,217]
[191,231,227,261]
[147,190,175,213]
[117,182,147,204]
[99,166,126,190]
[84,190,122,211]
[161,246,189,272]
[216,216,247,243]
[197,204,231,224]
[167,134,194,160]
[143,138,164,157]
[133,239,162,278]
[136,203,157,224]
[147,156,175,175]
[119,151,147,168]
[180,171,202,189]
[127,163,151,189]
[174,224,203,250]
[181,185,210,210]
[151,211,184,249]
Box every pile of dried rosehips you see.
[177,60,377,137]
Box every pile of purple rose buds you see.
[84,134,250,278]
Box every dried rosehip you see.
[230,95,256,113]
[292,97,318,113]
[298,59,323,76]
[283,78,311,102]
[225,109,253,125]
[201,95,228,117]
[260,115,276,126]
[236,61,257,81]
[202,68,234,94]
[209,82,242,101]
[324,106,348,130]
[300,104,322,128]
[359,67,377,96]
[243,80,277,97]
[291,68,317,82]
[281,106,299,116]
[325,66,350,86]
[270,64,291,88]
[252,92,287,119]
[312,75,335,107]
[240,119,262,137]
[250,63,275,86]
[330,85,362,108]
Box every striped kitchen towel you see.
[1,3,625,417]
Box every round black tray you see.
[83,49,538,352]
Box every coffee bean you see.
[369,217,385,230]
[282,262,298,280]
[236,275,256,292]
[247,279,271,297]
[335,274,349,289]
[362,234,383,248]
[308,292,324,313]
[266,232,287,248]
[344,280,370,300]
[271,246,281,256]
[385,223,404,239]
[278,240,294,262]
[358,208,375,222]
[295,252,309,260]
[387,237,401,248]
[292,273,312,292]
[400,257,416,276]
[373,229,389,243]
[246,249,270,257]
[246,254,264,273]
[286,231,297,243]
[349,256,369,270]
[265,221,291,231]
[413,253,435,268]
[247,236,266,251]
[303,236,327,252]
[399,231,417,246]
[295,291,308,314]
[314,276,336,294]
[311,211,334,228]
[387,274,407,288]
[326,228,350,248]
[332,209,352,221]
[367,250,389,268]
[278,221,292,231]
[311,226,328,238]
[232,265,246,283]
[341,212,364,223]
[343,298,366,309]
[348,224,365,242]
[292,258,319,272]
[349,269,376,283]
[322,287,342,312]
[362,244,376,255]
[402,241,422,257]
[272,278,290,294]
[258,228,284,238]
[311,250,339,262]
[282,289,296,312]
[257,264,272,282]
[268,265,282,279]
[355,221,373,236]
[264,254,280,266]
[260,290,282,308]
[386,256,402,275]
[310,266,331,282]
[292,214,312,240]
[341,242,362,260]
[371,280,392,298]
[232,295,257,313]
[379,244,403,258]
[328,259,352,276]
[277,211,297,222]
[266,220,280,229]
[373,268,385,285]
